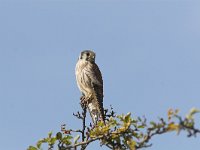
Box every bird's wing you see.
[85,62,105,123]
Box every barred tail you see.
[88,101,104,125]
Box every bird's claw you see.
[80,95,85,101]
[80,96,87,108]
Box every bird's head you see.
[79,50,96,62]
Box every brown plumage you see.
[75,50,105,124]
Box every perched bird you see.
[75,50,105,124]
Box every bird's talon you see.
[80,95,85,101]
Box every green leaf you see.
[27,146,38,150]
[108,117,117,127]
[49,137,57,145]
[131,119,137,124]
[150,121,156,127]
[137,125,145,128]
[101,125,110,134]
[36,140,42,149]
[167,123,179,131]
[126,138,136,150]
[36,139,48,149]
[73,135,80,144]
[62,135,73,145]
[124,112,131,123]
[137,117,142,122]
[97,121,104,127]
[56,132,62,140]
[117,114,123,120]
[132,132,140,139]
[48,131,53,138]
[186,108,200,120]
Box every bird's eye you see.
[86,53,90,56]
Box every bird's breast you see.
[75,60,93,95]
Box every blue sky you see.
[0,0,200,149]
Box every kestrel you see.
[75,50,105,124]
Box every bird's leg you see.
[80,95,87,108]
[80,94,93,109]
[86,93,93,102]
[80,95,85,102]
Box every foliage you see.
[27,107,200,150]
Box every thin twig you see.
[65,136,102,149]
[81,104,87,150]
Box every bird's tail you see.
[88,101,105,125]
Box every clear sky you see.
[0,0,200,150]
